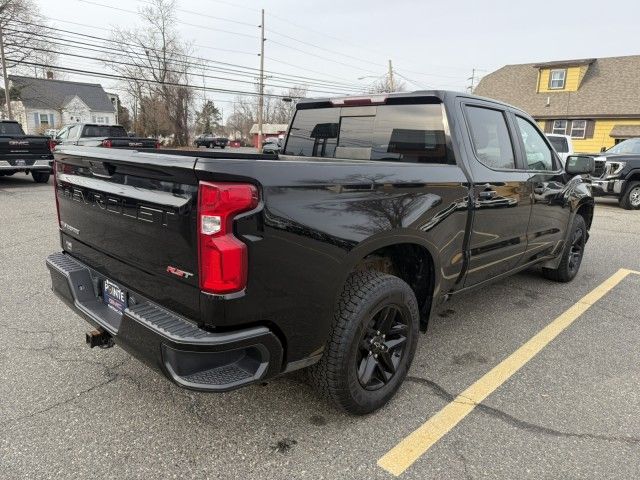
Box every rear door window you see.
[465,105,515,170]
[284,102,451,163]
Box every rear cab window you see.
[547,135,568,153]
[81,125,128,138]
[0,122,25,135]
[284,99,453,164]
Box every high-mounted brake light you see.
[101,139,112,148]
[198,182,259,295]
[330,95,388,106]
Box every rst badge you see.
[166,265,194,279]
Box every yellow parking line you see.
[378,268,638,476]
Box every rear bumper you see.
[0,159,52,171]
[46,252,283,392]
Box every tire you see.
[32,171,50,183]
[220,145,225,149]
[308,271,420,414]
[619,181,640,210]
[542,215,587,282]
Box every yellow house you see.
[474,55,640,152]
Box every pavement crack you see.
[1,357,131,428]
[406,376,640,446]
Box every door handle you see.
[479,189,497,200]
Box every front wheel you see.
[308,271,420,414]
[542,215,586,282]
[32,171,50,183]
[619,181,640,210]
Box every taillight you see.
[101,139,112,148]
[198,182,259,294]
[155,141,160,149]
[48,139,57,152]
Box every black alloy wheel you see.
[567,226,584,275]
[356,305,408,390]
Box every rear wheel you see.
[619,181,640,210]
[308,271,419,414]
[32,171,50,183]
[542,215,586,282]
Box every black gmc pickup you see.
[589,137,640,209]
[0,120,54,183]
[46,91,595,414]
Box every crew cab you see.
[46,91,595,414]
[0,120,54,183]
[54,124,158,149]
[589,137,640,209]
[194,133,228,149]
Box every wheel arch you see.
[335,233,442,330]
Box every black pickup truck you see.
[54,124,158,149]
[0,120,54,183]
[46,91,595,414]
[589,138,640,209]
[194,133,229,149]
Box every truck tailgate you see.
[0,135,51,155]
[54,148,201,319]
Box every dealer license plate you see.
[103,279,127,314]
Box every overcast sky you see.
[30,0,640,118]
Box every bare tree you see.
[368,75,406,94]
[226,85,307,141]
[0,0,58,77]
[106,0,193,145]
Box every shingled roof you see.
[9,75,115,112]
[474,55,640,118]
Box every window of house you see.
[549,69,566,89]
[39,113,49,126]
[465,105,515,170]
[570,120,586,138]
[552,120,568,135]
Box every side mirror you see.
[565,155,595,175]
[600,146,607,152]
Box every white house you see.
[8,75,118,134]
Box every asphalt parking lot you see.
[1,175,639,479]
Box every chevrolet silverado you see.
[46,91,595,414]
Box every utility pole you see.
[468,68,476,93]
[257,8,265,152]
[388,59,395,92]
[0,25,12,120]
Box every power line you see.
[71,0,386,76]
[4,31,360,95]
[4,21,365,90]
[6,59,312,99]
[76,0,257,39]
[6,42,358,96]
